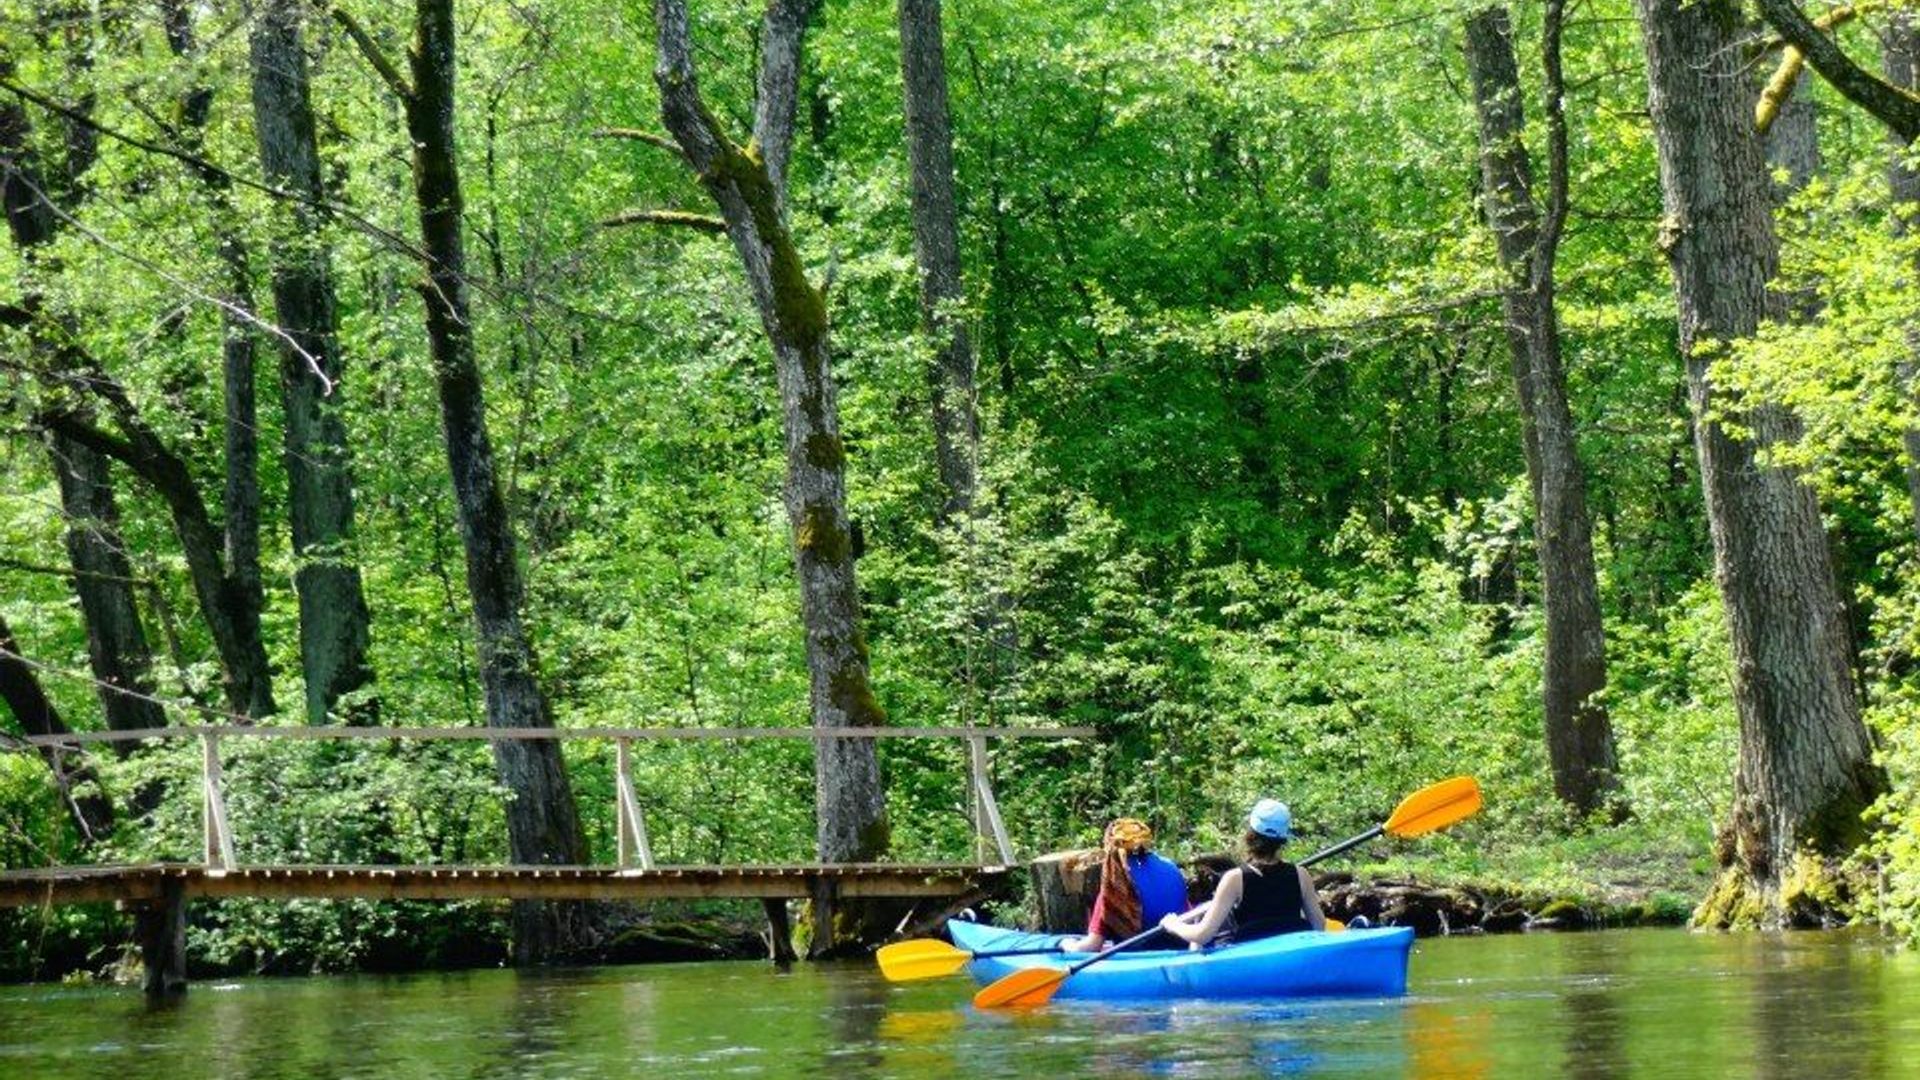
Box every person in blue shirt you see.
[1064,817,1189,952]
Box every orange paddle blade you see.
[1384,776,1482,838]
[1324,917,1346,932]
[876,939,972,982]
[972,966,1068,1009]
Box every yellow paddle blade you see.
[972,965,1069,1009]
[1324,917,1346,932]
[876,939,972,982]
[1384,776,1482,838]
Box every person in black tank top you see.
[1157,798,1327,948]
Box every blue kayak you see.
[947,919,1414,1001]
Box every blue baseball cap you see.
[1248,799,1292,839]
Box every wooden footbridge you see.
[0,723,1090,994]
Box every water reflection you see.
[5,930,1920,1078]
[1748,933,1886,1079]
[1558,934,1625,1080]
[1408,1001,1492,1079]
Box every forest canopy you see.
[2,0,1919,972]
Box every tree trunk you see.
[165,0,267,652]
[2,69,168,739]
[1464,5,1621,820]
[897,0,981,524]
[0,611,115,842]
[1765,83,1820,200]
[1886,17,1920,541]
[651,0,890,954]
[1632,0,1884,924]
[247,0,376,724]
[380,0,591,962]
[42,397,276,721]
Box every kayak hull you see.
[948,919,1414,1001]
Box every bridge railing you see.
[12,724,1095,871]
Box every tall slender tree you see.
[1634,0,1883,924]
[332,0,592,962]
[247,0,376,724]
[898,0,981,525]
[163,0,267,677]
[1463,2,1622,821]
[639,0,891,953]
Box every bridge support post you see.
[201,732,234,871]
[614,738,654,870]
[132,878,187,998]
[968,735,1014,866]
[761,898,797,966]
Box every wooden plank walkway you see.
[0,862,1009,907]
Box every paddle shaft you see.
[1301,824,1382,867]
[1061,901,1213,976]
[975,945,1073,960]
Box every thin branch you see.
[601,208,727,234]
[0,77,428,263]
[330,9,416,102]
[593,127,687,159]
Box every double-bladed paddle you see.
[969,775,1484,1009]
[876,938,1067,982]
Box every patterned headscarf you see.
[1096,818,1153,939]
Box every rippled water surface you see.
[4,928,1919,1078]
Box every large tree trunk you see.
[897,0,981,523]
[1632,0,1884,925]
[651,0,890,955]
[247,0,376,724]
[1464,5,1621,820]
[369,0,590,962]
[0,611,114,842]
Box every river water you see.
[4,928,1918,1078]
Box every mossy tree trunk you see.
[651,0,890,954]
[333,0,594,961]
[1633,0,1884,924]
[247,0,377,725]
[1464,4,1622,821]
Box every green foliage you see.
[3,0,1919,978]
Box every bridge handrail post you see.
[201,731,235,872]
[968,734,1014,867]
[615,736,654,870]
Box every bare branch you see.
[601,208,727,234]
